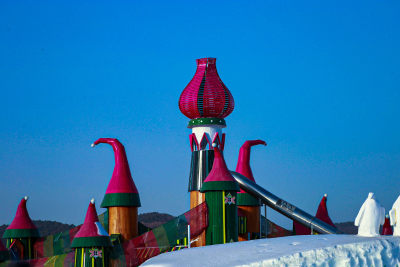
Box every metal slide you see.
[230,171,339,234]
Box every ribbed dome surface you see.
[179,58,234,119]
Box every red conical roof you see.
[7,197,37,230]
[381,216,393,235]
[293,194,335,235]
[71,199,111,248]
[200,146,239,192]
[93,138,141,208]
[236,140,267,189]
[315,194,335,227]
[3,197,39,238]
[179,58,234,120]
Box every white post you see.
[188,225,191,248]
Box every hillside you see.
[0,220,75,238]
[0,212,174,238]
[138,212,175,228]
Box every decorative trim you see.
[71,236,112,248]
[237,193,261,206]
[188,118,226,128]
[2,228,39,238]
[200,181,240,192]
[101,193,141,208]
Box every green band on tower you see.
[188,118,226,128]
[100,193,141,208]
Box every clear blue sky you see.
[1,0,399,228]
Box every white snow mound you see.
[141,235,400,267]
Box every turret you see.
[2,196,39,260]
[293,194,336,235]
[235,140,266,241]
[200,145,240,245]
[179,58,234,246]
[71,199,112,267]
[92,138,141,242]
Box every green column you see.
[74,247,109,267]
[205,191,238,245]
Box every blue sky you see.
[1,0,399,228]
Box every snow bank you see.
[141,235,400,267]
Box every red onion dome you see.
[179,58,234,123]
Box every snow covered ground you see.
[141,235,400,267]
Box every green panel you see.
[138,222,151,234]
[43,235,54,257]
[54,253,67,267]
[159,215,188,248]
[225,191,238,243]
[53,232,64,255]
[101,193,141,208]
[205,191,224,245]
[237,193,260,206]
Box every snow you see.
[141,235,400,267]
[355,192,385,237]
[389,195,400,236]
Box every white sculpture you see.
[389,195,400,236]
[354,192,385,237]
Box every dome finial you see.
[179,58,234,120]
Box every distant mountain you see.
[138,212,175,229]
[0,216,359,238]
[335,222,357,235]
[0,212,175,239]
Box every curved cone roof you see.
[200,146,239,192]
[315,194,335,227]
[381,216,393,235]
[236,140,266,206]
[179,58,234,120]
[71,200,111,248]
[3,197,39,239]
[93,138,141,208]
[293,194,335,235]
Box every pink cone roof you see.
[235,140,266,194]
[74,201,106,238]
[179,58,234,119]
[294,194,335,235]
[7,197,37,230]
[315,194,335,227]
[201,146,240,192]
[93,138,139,195]
[204,147,236,183]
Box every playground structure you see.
[1,57,340,266]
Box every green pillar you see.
[74,247,109,267]
[205,191,238,245]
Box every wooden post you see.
[238,206,260,241]
[108,207,138,242]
